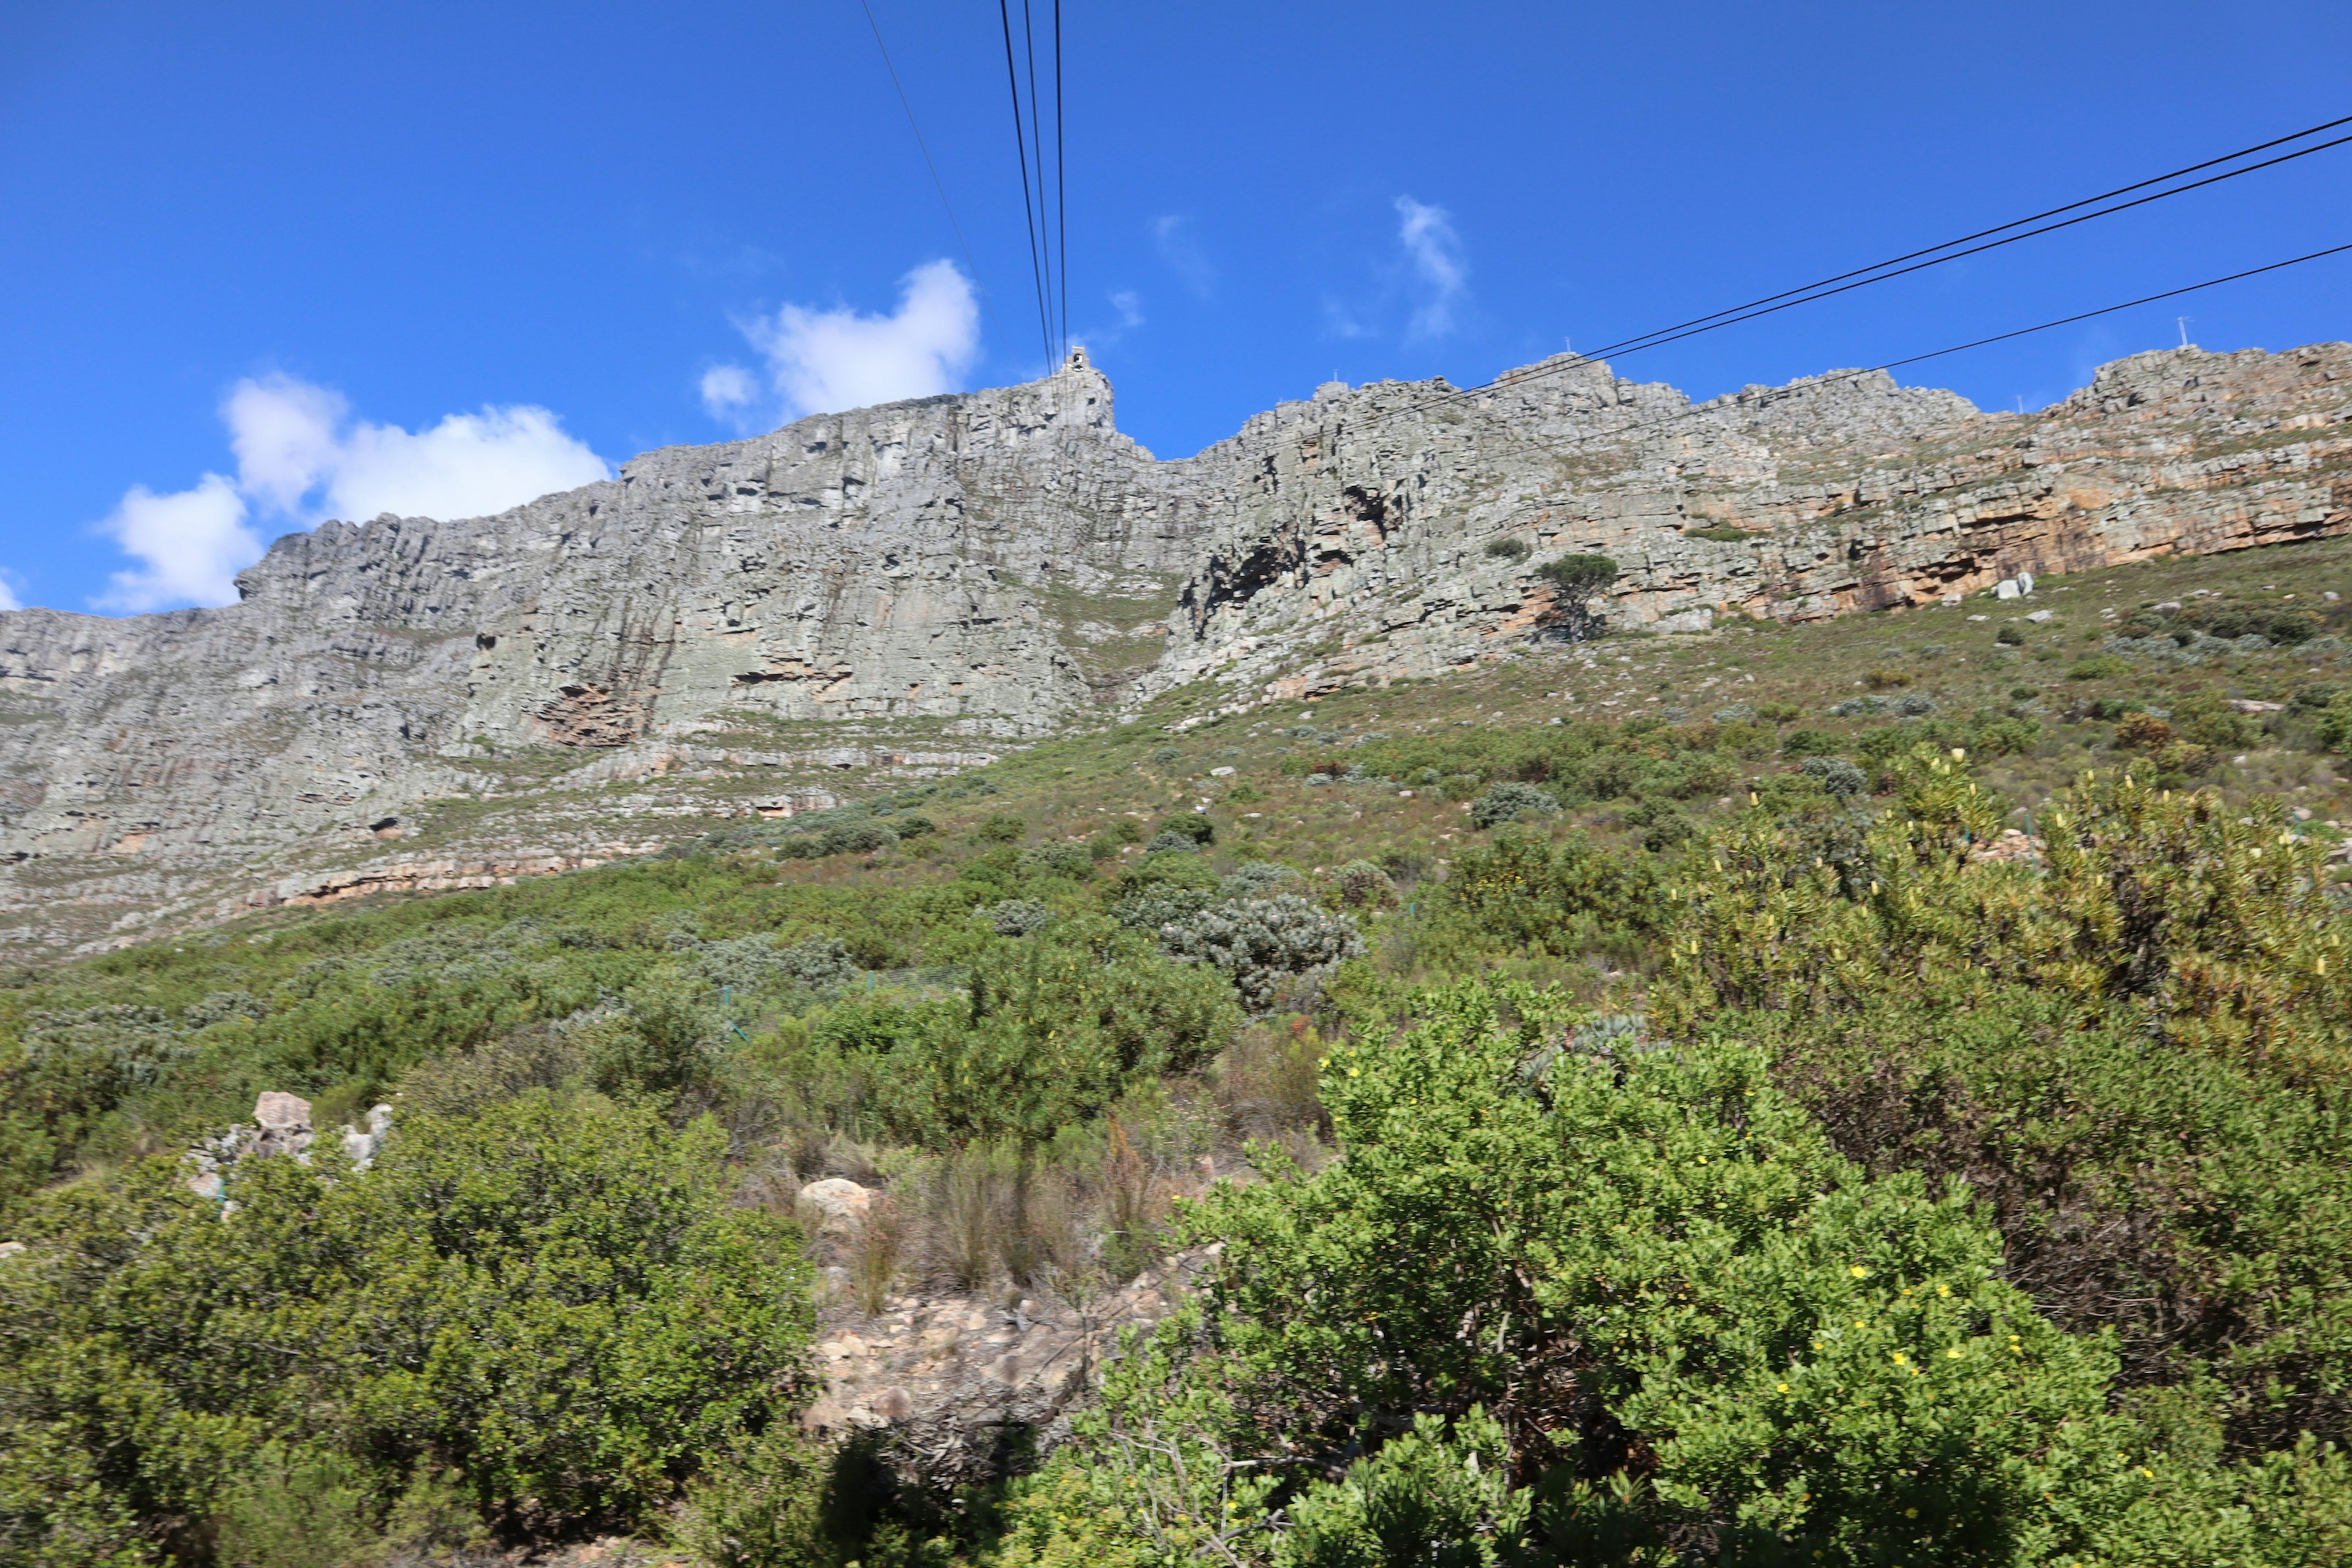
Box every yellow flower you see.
[1850,1265,1869,1278]
[1777,1382,1790,1392]
[1946,1347,1962,1359]
[1937,1284,1950,1297]
[1891,1352,1907,1365]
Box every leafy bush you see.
[0,1098,813,1562]
[1441,829,1660,956]
[1468,781,1560,828]
[1762,984,2352,1453]
[1153,815,1215,846]
[1319,860,1398,912]
[1017,842,1096,881]
[1001,981,2329,1564]
[1482,537,1531,561]
[1799,755,1868,800]
[1109,848,1221,932]
[987,899,1054,937]
[804,930,1240,1146]
[1160,895,1365,1013]
[970,813,1028,845]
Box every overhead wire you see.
[1370,241,2352,517]
[1054,0,1068,359]
[1378,114,2352,426]
[1020,0,1059,357]
[853,0,990,326]
[997,0,1055,363]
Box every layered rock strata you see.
[1,342,2345,950]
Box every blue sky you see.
[3,0,2349,613]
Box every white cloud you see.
[0,573,23,612]
[86,374,611,614]
[94,475,262,613]
[1073,289,1146,353]
[700,364,761,424]
[730,260,981,426]
[319,404,609,524]
[225,375,348,514]
[1394,195,1468,341]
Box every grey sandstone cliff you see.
[1,341,2345,951]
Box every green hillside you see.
[7,537,2352,1566]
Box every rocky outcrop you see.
[1,342,2344,951]
[1144,344,2352,709]
[185,1093,394,1201]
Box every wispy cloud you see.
[704,260,982,434]
[0,573,21,612]
[90,375,611,614]
[699,364,761,423]
[1394,195,1468,341]
[1152,215,1215,297]
[1074,288,1146,352]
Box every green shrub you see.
[0,1098,813,1562]
[1468,781,1559,829]
[804,930,1240,1146]
[673,1425,836,1568]
[1002,979,2290,1564]
[1439,828,1659,956]
[1761,985,2352,1452]
[1160,895,1365,1014]
[1017,842,1096,881]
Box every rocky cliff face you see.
[2,342,2345,952]
[1145,344,2352,707]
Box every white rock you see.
[254,1091,312,1130]
[1995,579,2022,600]
[2025,609,2053,623]
[801,1177,874,1227]
[2018,570,2035,594]
[1208,766,1235,777]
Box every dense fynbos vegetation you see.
[9,546,2352,1564]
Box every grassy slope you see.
[8,533,2350,1192]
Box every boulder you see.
[254,1091,312,1130]
[800,1177,875,1229]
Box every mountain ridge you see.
[1,339,2345,954]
